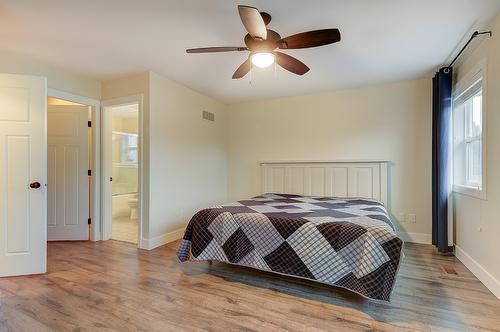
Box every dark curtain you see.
[432,67,453,253]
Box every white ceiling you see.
[1,0,499,103]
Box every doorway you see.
[102,96,143,247]
[47,89,101,243]
[110,105,139,243]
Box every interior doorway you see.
[47,97,92,241]
[102,96,143,247]
[47,89,101,243]
[110,105,139,243]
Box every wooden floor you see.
[0,241,499,332]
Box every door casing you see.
[102,95,144,249]
[47,89,101,241]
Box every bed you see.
[177,161,403,301]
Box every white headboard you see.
[261,160,389,205]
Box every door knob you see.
[29,182,41,189]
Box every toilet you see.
[127,198,139,219]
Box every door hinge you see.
[88,169,92,176]
[88,121,92,128]
[88,218,91,225]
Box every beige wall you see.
[148,71,228,239]
[0,50,101,99]
[101,72,149,101]
[1,49,434,244]
[453,13,500,296]
[112,117,138,134]
[226,79,432,239]
[102,71,228,242]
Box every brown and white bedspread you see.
[177,193,403,301]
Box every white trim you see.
[142,227,185,250]
[453,184,486,200]
[47,88,101,242]
[453,59,486,98]
[455,245,500,300]
[47,89,100,108]
[102,95,145,249]
[397,232,432,244]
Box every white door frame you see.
[47,88,101,241]
[102,95,144,248]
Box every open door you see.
[47,105,89,240]
[0,73,47,277]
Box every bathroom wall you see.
[111,113,139,217]
[111,115,139,195]
[112,193,137,218]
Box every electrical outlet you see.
[398,213,406,223]
[408,214,417,223]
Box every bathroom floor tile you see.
[112,216,138,244]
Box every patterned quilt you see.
[177,193,403,301]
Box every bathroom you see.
[111,104,139,243]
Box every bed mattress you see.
[177,193,403,301]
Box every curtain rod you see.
[447,30,492,69]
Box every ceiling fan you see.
[186,5,341,79]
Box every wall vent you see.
[202,110,215,122]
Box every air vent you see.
[202,110,215,122]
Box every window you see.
[453,63,486,199]
[464,91,482,187]
[112,131,139,166]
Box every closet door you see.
[47,105,89,240]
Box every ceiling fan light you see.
[251,52,275,68]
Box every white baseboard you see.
[455,245,500,300]
[397,231,432,244]
[141,227,185,250]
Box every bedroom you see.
[0,0,500,331]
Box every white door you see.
[0,74,47,277]
[47,105,89,240]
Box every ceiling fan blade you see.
[277,29,341,49]
[232,58,252,79]
[186,47,248,53]
[238,5,267,40]
[275,52,310,75]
